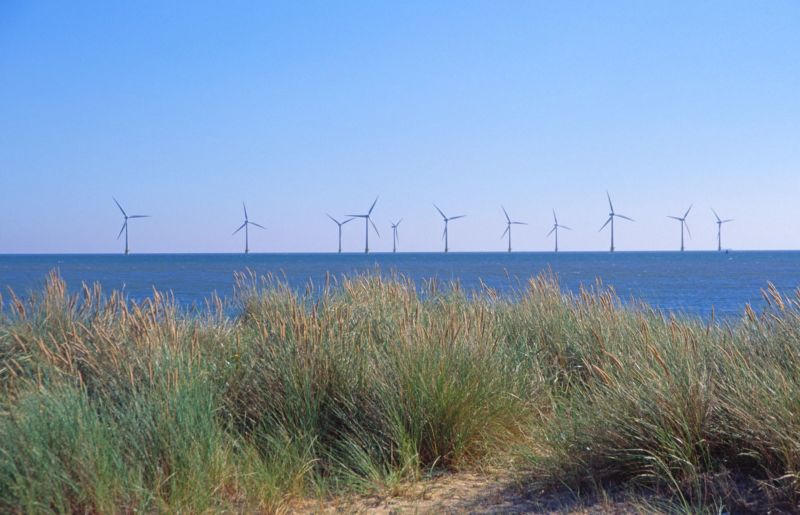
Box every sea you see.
[1,252,798,320]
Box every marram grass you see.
[1,270,799,512]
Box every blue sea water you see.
[1,252,798,319]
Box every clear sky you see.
[1,1,798,253]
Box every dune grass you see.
[1,270,799,512]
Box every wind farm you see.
[108,195,745,254]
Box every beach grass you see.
[1,270,799,512]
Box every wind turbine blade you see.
[606,191,614,213]
[560,225,572,230]
[616,214,634,222]
[342,217,355,224]
[546,227,556,237]
[433,204,446,220]
[684,204,693,218]
[368,196,379,215]
[346,214,366,218]
[501,227,509,238]
[512,221,527,225]
[599,217,612,231]
[116,221,127,239]
[442,227,447,241]
[128,215,149,219]
[667,216,682,221]
[232,222,246,235]
[113,198,127,217]
[552,209,558,224]
[249,222,266,230]
[685,221,692,239]
[711,208,721,222]
[242,202,248,221]
[449,215,466,221]
[370,218,380,237]
[722,219,734,223]
[502,206,510,223]
[397,218,403,226]
[327,213,339,225]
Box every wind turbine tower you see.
[327,214,353,253]
[390,219,402,253]
[113,198,150,255]
[348,197,380,254]
[547,209,571,253]
[434,205,465,253]
[667,205,692,251]
[599,192,634,252]
[232,202,265,254]
[712,209,734,252]
[501,207,527,252]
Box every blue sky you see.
[1,1,798,253]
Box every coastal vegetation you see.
[1,270,799,512]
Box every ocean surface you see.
[1,252,798,319]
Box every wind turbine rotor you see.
[232,222,247,235]
[113,198,127,218]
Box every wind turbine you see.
[547,209,571,253]
[501,207,527,252]
[390,219,402,253]
[113,198,149,255]
[347,196,379,254]
[667,205,692,252]
[599,192,634,252]
[232,202,265,254]
[327,214,353,253]
[434,204,465,253]
[712,209,734,252]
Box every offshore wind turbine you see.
[501,207,527,253]
[434,204,465,253]
[712,209,734,251]
[599,192,634,252]
[327,214,353,253]
[232,202,265,254]
[547,209,571,253]
[667,205,692,252]
[113,198,149,255]
[347,196,379,254]
[390,219,402,253]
